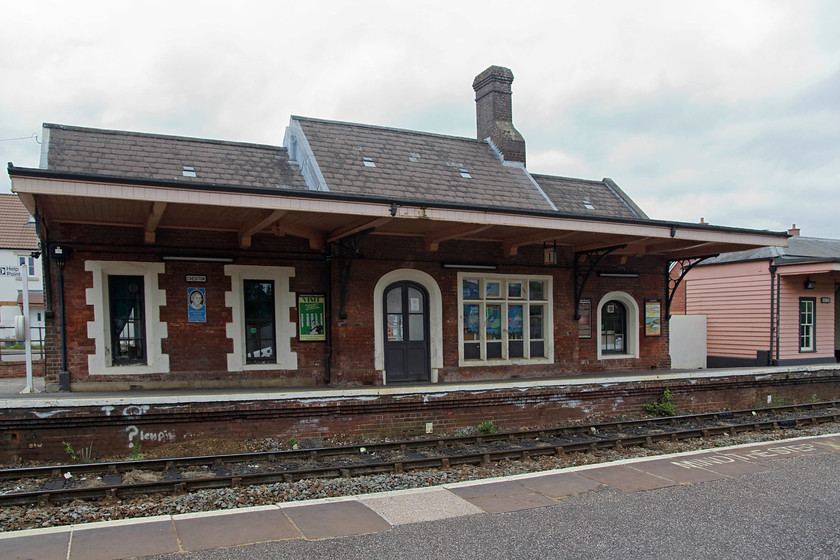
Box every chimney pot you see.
[787,224,800,236]
[473,66,526,165]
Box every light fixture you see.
[804,278,816,290]
[598,272,639,278]
[162,256,234,263]
[441,263,498,271]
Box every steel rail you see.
[1,407,838,507]
[3,399,838,483]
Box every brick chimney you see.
[788,224,800,236]
[473,66,526,165]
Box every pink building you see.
[679,227,840,367]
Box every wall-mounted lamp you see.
[162,256,234,263]
[598,272,639,278]
[441,263,498,271]
[804,278,816,290]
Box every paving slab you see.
[448,480,558,513]
[578,464,676,492]
[360,487,484,525]
[633,457,729,484]
[69,516,179,560]
[281,500,391,540]
[518,471,603,498]
[174,506,301,551]
[0,527,71,560]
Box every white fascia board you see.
[12,175,786,247]
[283,118,329,192]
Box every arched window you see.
[596,292,639,360]
[601,300,626,354]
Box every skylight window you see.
[182,166,197,177]
[582,198,595,210]
[459,168,472,179]
[363,157,376,168]
[409,153,421,163]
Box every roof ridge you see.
[291,115,483,144]
[44,123,287,152]
[529,172,606,185]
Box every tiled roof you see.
[294,117,558,212]
[531,174,646,219]
[701,235,840,265]
[0,194,38,249]
[43,124,308,191]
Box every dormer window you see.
[363,157,376,168]
[459,168,472,179]
[182,166,197,177]
[582,198,595,210]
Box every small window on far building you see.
[19,257,35,277]
[799,297,816,352]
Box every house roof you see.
[700,235,840,266]
[291,116,645,220]
[0,194,38,250]
[42,123,308,191]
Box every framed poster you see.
[645,299,661,337]
[578,298,591,339]
[187,287,206,323]
[298,294,326,341]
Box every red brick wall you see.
[42,224,671,390]
[3,368,838,463]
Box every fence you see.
[0,325,46,361]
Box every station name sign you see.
[185,275,207,283]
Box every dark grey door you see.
[383,281,430,383]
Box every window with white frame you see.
[225,265,297,371]
[596,291,640,360]
[458,273,552,365]
[85,261,169,375]
[799,297,816,352]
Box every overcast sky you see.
[2,1,838,238]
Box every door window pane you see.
[386,288,402,313]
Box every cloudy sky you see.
[2,1,838,237]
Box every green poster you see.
[298,295,326,341]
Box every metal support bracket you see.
[665,255,716,319]
[335,228,374,320]
[573,244,626,320]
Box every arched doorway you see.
[383,281,430,383]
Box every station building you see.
[8,66,787,392]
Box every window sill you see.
[599,353,636,361]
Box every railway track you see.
[2,401,839,507]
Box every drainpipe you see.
[769,262,776,366]
[324,244,333,384]
[50,245,70,391]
